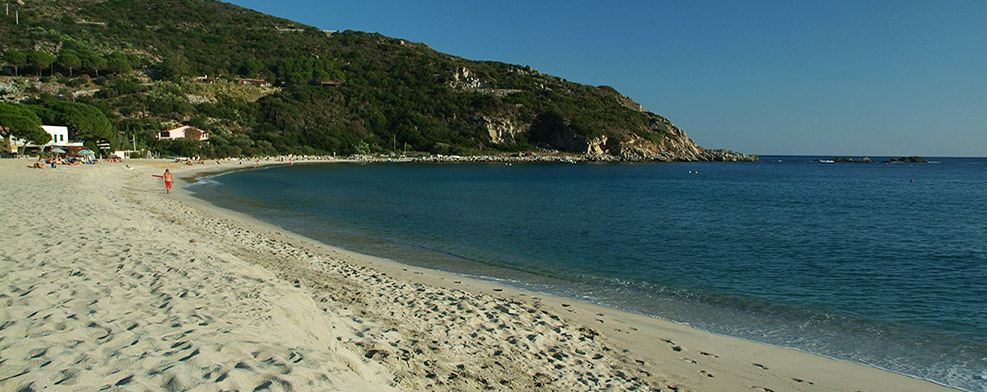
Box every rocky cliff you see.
[472,89,756,162]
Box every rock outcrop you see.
[448,67,490,90]
[475,114,525,145]
[473,110,757,162]
[890,156,926,163]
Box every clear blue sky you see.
[227,0,986,157]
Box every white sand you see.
[0,158,957,391]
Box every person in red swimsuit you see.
[163,169,173,194]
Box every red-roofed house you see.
[157,125,208,141]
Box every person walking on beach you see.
[162,169,173,194]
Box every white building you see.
[8,125,83,153]
[157,125,209,141]
[41,125,69,146]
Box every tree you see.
[62,103,114,142]
[33,98,113,143]
[240,59,264,77]
[27,51,56,77]
[105,52,132,74]
[353,140,371,155]
[3,50,27,76]
[313,70,331,83]
[57,49,82,77]
[78,49,106,77]
[154,56,190,81]
[0,102,49,148]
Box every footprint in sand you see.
[53,369,79,386]
[114,375,134,386]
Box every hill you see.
[0,0,756,161]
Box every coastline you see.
[0,158,957,391]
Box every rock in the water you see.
[890,156,926,163]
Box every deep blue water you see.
[190,156,987,391]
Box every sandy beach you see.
[0,158,957,391]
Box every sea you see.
[188,156,987,391]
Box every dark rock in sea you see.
[698,149,759,162]
[833,157,874,163]
[889,156,927,163]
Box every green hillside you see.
[0,0,755,161]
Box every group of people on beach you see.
[27,155,100,168]
[22,150,129,168]
[176,156,206,165]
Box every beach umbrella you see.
[50,147,66,153]
[78,149,96,155]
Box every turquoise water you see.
[190,157,987,391]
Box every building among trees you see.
[7,125,84,154]
[156,125,209,141]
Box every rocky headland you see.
[473,91,757,162]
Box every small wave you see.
[186,173,226,189]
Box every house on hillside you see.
[238,78,272,87]
[157,125,209,141]
[317,79,343,87]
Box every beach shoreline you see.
[0,158,957,391]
